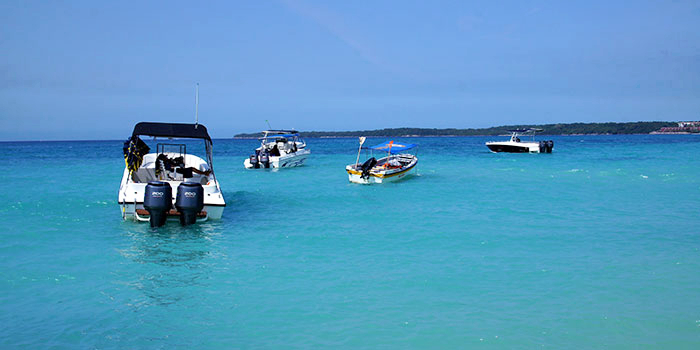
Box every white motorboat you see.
[346,139,418,184]
[118,122,225,226]
[485,128,554,153]
[244,130,310,169]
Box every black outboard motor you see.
[175,183,204,226]
[249,154,260,168]
[260,151,270,168]
[539,141,546,153]
[546,140,554,153]
[143,181,172,228]
[360,157,377,179]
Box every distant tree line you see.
[234,121,677,138]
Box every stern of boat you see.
[118,168,225,222]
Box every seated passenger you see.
[156,154,211,179]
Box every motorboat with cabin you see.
[346,139,418,184]
[119,122,225,226]
[485,128,554,153]
[244,130,310,169]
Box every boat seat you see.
[131,167,157,183]
[185,175,209,185]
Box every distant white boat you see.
[486,128,553,153]
[244,130,311,169]
[346,139,418,184]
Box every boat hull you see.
[486,141,543,153]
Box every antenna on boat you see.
[194,83,199,129]
[265,119,272,130]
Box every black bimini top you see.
[132,122,212,141]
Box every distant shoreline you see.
[233,133,673,140]
[3,121,697,142]
[233,121,684,139]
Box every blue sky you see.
[1,0,699,140]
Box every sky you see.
[1,0,699,140]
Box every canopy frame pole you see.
[355,137,366,167]
[387,141,394,166]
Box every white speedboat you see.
[244,130,310,169]
[486,128,554,153]
[346,139,418,184]
[118,122,225,226]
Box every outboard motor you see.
[546,140,554,153]
[175,183,204,226]
[249,154,260,168]
[143,181,172,227]
[260,151,270,168]
[539,141,546,153]
[360,157,377,179]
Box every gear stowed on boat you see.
[244,130,310,169]
[485,128,554,153]
[118,122,225,227]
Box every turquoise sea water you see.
[1,135,699,349]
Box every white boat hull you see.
[485,141,542,153]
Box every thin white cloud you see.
[279,0,405,75]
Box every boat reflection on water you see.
[115,223,225,306]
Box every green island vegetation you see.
[234,121,677,138]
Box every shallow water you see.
[1,135,699,349]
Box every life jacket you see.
[123,136,150,173]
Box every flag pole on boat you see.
[386,140,394,167]
[355,136,366,167]
[194,83,199,129]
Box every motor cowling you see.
[143,181,172,227]
[539,141,546,153]
[260,152,270,168]
[175,183,204,226]
[249,154,260,168]
[546,140,554,153]
[360,157,377,179]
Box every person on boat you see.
[155,154,211,179]
[268,144,281,156]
